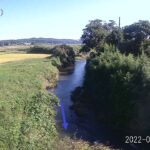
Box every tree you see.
[106,20,117,32]
[106,29,123,50]
[123,20,150,54]
[81,19,107,50]
[81,19,118,52]
[142,39,150,56]
[79,45,91,53]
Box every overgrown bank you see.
[71,19,150,141]
[72,50,150,135]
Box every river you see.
[49,60,140,150]
[51,60,87,135]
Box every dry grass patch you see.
[0,54,50,63]
[0,45,32,54]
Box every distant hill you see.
[0,38,82,46]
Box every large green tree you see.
[81,19,117,51]
[106,29,123,50]
[124,20,150,41]
[123,20,150,54]
[81,19,107,50]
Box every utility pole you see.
[119,17,121,29]
[117,17,121,49]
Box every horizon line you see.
[0,37,81,41]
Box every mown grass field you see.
[0,54,50,64]
[0,45,51,64]
[0,45,32,54]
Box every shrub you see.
[28,46,51,54]
[142,39,150,56]
[84,50,150,133]
[51,45,75,68]
[50,56,62,68]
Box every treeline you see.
[81,19,150,55]
[0,38,81,46]
[72,19,150,135]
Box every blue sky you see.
[0,0,149,40]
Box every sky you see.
[0,0,149,40]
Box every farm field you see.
[0,53,50,64]
[0,45,32,54]
[0,44,82,54]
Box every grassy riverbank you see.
[0,57,118,150]
[0,58,59,149]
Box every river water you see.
[51,60,87,135]
[49,60,140,150]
